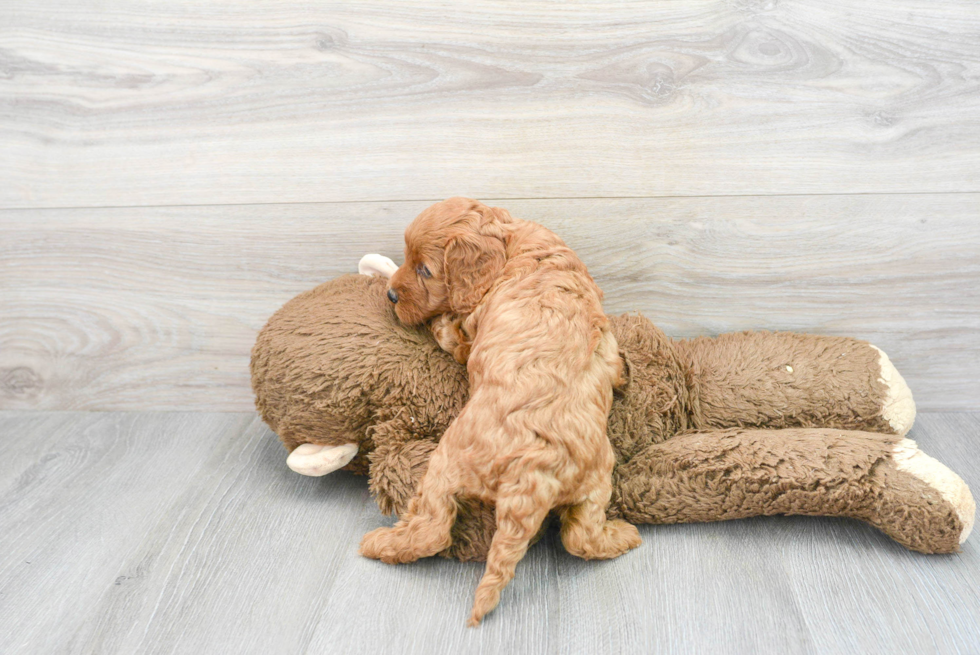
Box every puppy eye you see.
[417,264,432,279]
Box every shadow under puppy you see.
[359,197,641,625]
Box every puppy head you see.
[388,197,508,324]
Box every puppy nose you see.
[387,288,399,304]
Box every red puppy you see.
[359,198,641,625]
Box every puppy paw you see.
[430,313,471,364]
[358,527,391,560]
[359,526,419,564]
[602,519,643,558]
[563,519,642,560]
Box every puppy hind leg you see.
[360,450,459,564]
[559,479,641,560]
[468,490,554,627]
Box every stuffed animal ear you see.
[443,227,506,314]
[358,253,398,278]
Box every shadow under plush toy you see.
[251,256,974,566]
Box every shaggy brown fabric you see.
[252,274,966,559]
[252,274,469,475]
[611,428,962,553]
[865,463,963,554]
[675,332,893,434]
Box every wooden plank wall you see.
[1,1,978,411]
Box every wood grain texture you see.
[0,411,977,654]
[2,194,977,411]
[2,0,979,208]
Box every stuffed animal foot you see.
[870,438,975,551]
[871,346,916,436]
[286,443,358,476]
[359,522,452,564]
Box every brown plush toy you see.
[251,257,975,561]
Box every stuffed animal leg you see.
[611,428,974,553]
[674,332,916,436]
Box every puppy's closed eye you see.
[417,263,432,279]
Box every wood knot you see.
[0,367,43,397]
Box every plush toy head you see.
[251,274,468,475]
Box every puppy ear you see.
[444,229,506,314]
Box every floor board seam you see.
[3,189,980,213]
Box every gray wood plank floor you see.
[1,411,977,654]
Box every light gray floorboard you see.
[3,194,978,412]
[1,411,977,654]
[2,1,979,208]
